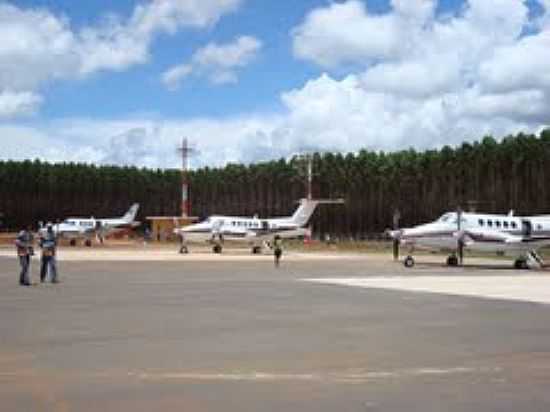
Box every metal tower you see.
[176,138,196,218]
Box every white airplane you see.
[41,203,140,247]
[388,209,550,269]
[175,198,343,254]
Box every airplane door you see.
[521,219,532,238]
[261,221,269,232]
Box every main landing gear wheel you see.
[404,256,415,268]
[446,255,459,267]
[251,246,262,254]
[179,246,189,254]
[84,239,92,247]
[212,244,223,254]
[514,259,529,270]
[69,239,77,247]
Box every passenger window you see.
[478,219,484,226]
[537,224,543,230]
[496,221,501,228]
[503,222,509,229]
[511,222,517,229]
[487,220,493,227]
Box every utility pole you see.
[294,153,313,200]
[306,154,313,200]
[176,138,196,218]
[294,153,315,240]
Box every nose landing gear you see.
[403,255,415,268]
[514,259,529,270]
[446,255,459,267]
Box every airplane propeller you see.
[95,220,106,244]
[392,209,401,261]
[211,220,225,243]
[456,206,464,265]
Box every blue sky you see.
[1,0,550,167]
[13,0,343,119]
[23,0,468,119]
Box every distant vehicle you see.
[41,204,140,247]
[175,198,343,254]
[388,209,550,269]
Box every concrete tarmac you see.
[1,254,550,411]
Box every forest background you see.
[1,130,549,238]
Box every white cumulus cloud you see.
[162,35,262,89]
[292,0,403,68]
[2,0,550,168]
[0,0,241,117]
[0,91,43,119]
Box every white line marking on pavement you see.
[303,276,550,305]
[130,366,500,383]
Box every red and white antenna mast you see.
[177,137,196,218]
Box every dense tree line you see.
[1,129,550,238]
[0,163,181,230]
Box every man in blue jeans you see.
[39,224,58,283]
[15,226,34,286]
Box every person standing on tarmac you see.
[15,226,34,286]
[273,235,283,268]
[39,224,58,283]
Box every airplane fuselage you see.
[41,204,140,244]
[53,218,136,240]
[180,215,308,243]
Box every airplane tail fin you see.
[122,203,140,222]
[290,199,320,227]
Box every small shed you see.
[146,216,198,242]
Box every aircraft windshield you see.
[438,213,455,222]
[438,213,466,224]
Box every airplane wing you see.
[246,226,310,241]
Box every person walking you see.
[15,226,34,286]
[39,224,58,283]
[273,235,283,268]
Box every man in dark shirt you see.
[273,235,283,268]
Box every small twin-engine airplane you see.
[41,203,140,247]
[175,198,343,254]
[388,209,550,269]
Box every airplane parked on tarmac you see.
[388,209,550,269]
[41,203,140,247]
[174,198,343,254]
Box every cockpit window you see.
[438,213,466,224]
[438,213,453,222]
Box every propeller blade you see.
[392,209,401,261]
[393,239,400,261]
[458,238,464,265]
[456,206,464,265]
